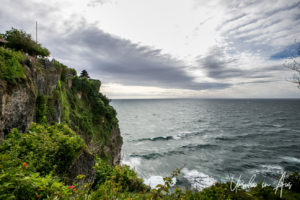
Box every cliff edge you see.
[0,48,122,166]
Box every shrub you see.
[286,172,300,193]
[69,68,77,76]
[0,124,86,199]
[0,166,73,200]
[4,28,50,57]
[53,59,70,82]
[1,123,85,175]
[91,160,149,199]
[35,95,47,123]
[93,158,114,189]
[93,159,148,193]
[0,47,26,82]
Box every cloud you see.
[1,0,299,98]
[87,0,110,7]
[52,24,230,90]
[0,0,59,32]
[215,0,300,56]
[197,46,285,80]
[0,0,229,91]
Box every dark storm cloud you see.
[197,46,285,80]
[0,0,230,90]
[53,25,230,90]
[0,0,58,32]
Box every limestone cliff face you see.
[0,60,58,138]
[0,57,122,167]
[0,84,35,138]
[66,149,96,185]
[104,127,122,165]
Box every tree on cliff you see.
[4,28,50,57]
[80,70,90,78]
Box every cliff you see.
[0,48,122,166]
[1,30,300,200]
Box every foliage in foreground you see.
[1,123,300,199]
[0,123,85,199]
[89,168,300,200]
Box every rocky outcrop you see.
[34,64,59,95]
[104,127,123,166]
[0,59,59,139]
[65,149,96,185]
[0,81,35,138]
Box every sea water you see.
[111,99,300,190]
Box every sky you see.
[1,0,300,98]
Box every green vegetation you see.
[3,28,50,57]
[1,125,299,200]
[1,123,85,176]
[0,123,85,199]
[29,58,120,163]
[0,47,26,83]
[0,124,145,200]
[34,70,119,158]
[89,167,300,200]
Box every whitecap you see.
[173,131,202,140]
[173,132,189,140]
[144,176,176,188]
[272,124,282,128]
[121,157,141,169]
[260,165,283,172]
[181,168,216,191]
[172,135,181,140]
[281,156,300,163]
[250,165,283,175]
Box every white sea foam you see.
[281,156,300,163]
[260,165,283,172]
[172,131,198,140]
[144,176,176,188]
[172,135,181,140]
[121,157,141,169]
[251,164,283,175]
[182,168,216,191]
[173,132,186,140]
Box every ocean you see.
[111,99,300,190]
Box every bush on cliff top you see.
[4,28,50,57]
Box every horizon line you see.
[110,97,300,100]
